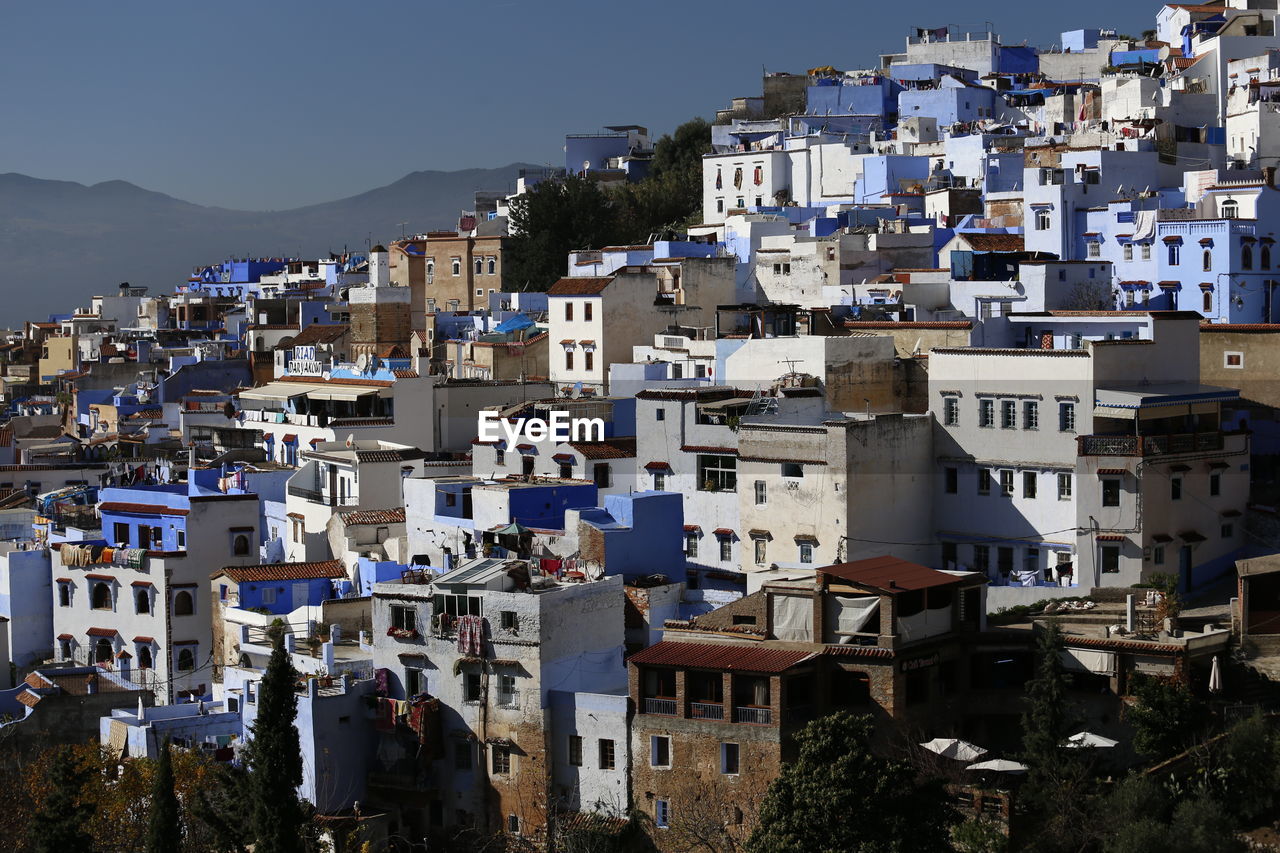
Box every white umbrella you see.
[1209,654,1223,694]
[966,758,1028,773]
[1065,731,1119,749]
[921,738,989,762]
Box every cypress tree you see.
[145,738,182,853]
[27,745,95,853]
[244,637,307,853]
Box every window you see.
[799,542,813,564]
[716,198,724,213]
[113,522,130,546]
[1023,401,1039,430]
[1225,352,1243,368]
[91,582,112,610]
[754,480,767,506]
[405,667,425,696]
[653,472,665,490]
[1204,290,1214,313]
[584,351,594,371]
[1000,400,1016,429]
[719,538,732,562]
[650,735,671,767]
[697,454,737,492]
[487,257,496,275]
[1168,243,1180,266]
[1222,199,1239,219]
[233,534,250,556]
[655,799,670,829]
[473,257,483,276]
[685,532,698,558]
[1264,246,1272,269]
[943,396,959,426]
[977,468,992,496]
[475,288,483,297]
[1203,249,1213,272]
[1101,545,1120,573]
[454,741,473,770]
[1023,471,1037,499]
[565,302,573,321]
[1058,473,1073,500]
[999,469,1014,497]
[1035,208,1051,230]
[176,648,195,671]
[1102,479,1121,507]
[135,588,149,614]
[1223,523,1235,538]
[945,467,958,494]
[721,742,740,775]
[1243,245,1254,270]
[594,463,611,489]
[655,408,665,421]
[1141,243,1152,260]
[500,610,517,631]
[565,350,574,371]
[451,257,461,276]
[754,538,767,565]
[568,735,583,767]
[979,399,995,428]
[942,541,958,568]
[177,530,186,549]
[1087,241,1101,259]
[997,546,1014,576]
[1058,402,1076,432]
[1123,243,1134,262]
[173,589,193,616]
[599,738,616,770]
[495,447,505,465]
[781,462,804,479]
[492,745,511,774]
[973,545,990,573]
[584,302,593,321]
[1171,476,1183,501]
[508,814,520,835]
[464,672,481,701]
[58,584,70,607]
[391,604,416,632]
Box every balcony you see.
[644,697,677,716]
[1077,432,1225,457]
[690,701,725,720]
[287,485,358,506]
[734,706,772,725]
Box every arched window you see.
[487,257,496,275]
[474,257,483,275]
[173,590,194,616]
[138,646,153,670]
[94,638,113,665]
[58,584,70,607]
[135,588,149,615]
[1204,290,1214,313]
[233,534,250,556]
[1243,244,1254,270]
[1035,209,1051,231]
[1222,199,1239,219]
[1263,246,1272,270]
[91,582,112,610]
[1203,249,1213,272]
[177,648,195,671]
[1168,243,1181,265]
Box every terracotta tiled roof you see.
[133,636,155,643]
[338,508,406,526]
[960,233,1025,252]
[272,323,348,350]
[83,573,115,581]
[628,641,816,674]
[680,445,737,454]
[213,559,346,583]
[86,627,119,637]
[547,276,614,295]
[569,437,636,460]
[16,691,41,708]
[842,320,973,329]
[818,556,966,593]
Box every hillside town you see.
[12,2,1280,851]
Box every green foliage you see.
[188,762,255,853]
[1020,624,1074,786]
[26,746,94,853]
[950,818,1009,853]
[746,712,954,853]
[145,739,182,853]
[243,638,309,853]
[1127,675,1208,760]
[1098,776,1243,853]
[1184,713,1280,825]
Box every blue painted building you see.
[570,491,684,580]
[898,76,998,128]
[212,560,347,616]
[188,258,290,299]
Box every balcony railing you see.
[644,697,677,716]
[735,706,772,725]
[690,701,725,720]
[287,485,358,506]
[1077,432,1225,457]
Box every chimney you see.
[1266,166,1277,188]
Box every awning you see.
[794,533,819,543]
[1093,383,1239,418]
[713,528,735,538]
[305,386,383,402]
[1152,534,1173,543]
[748,529,772,540]
[552,453,575,464]
[1179,530,1206,543]
[237,382,324,402]
[643,461,671,471]
[683,524,701,533]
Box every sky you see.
[0,0,1154,211]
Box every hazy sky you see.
[2,0,1152,210]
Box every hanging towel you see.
[374,697,395,732]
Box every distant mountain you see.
[0,164,541,320]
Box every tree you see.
[746,712,954,853]
[26,745,94,853]
[1061,280,1114,310]
[146,738,182,853]
[1098,776,1243,853]
[242,636,309,853]
[506,176,623,291]
[1127,675,1208,760]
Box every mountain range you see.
[0,163,541,321]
